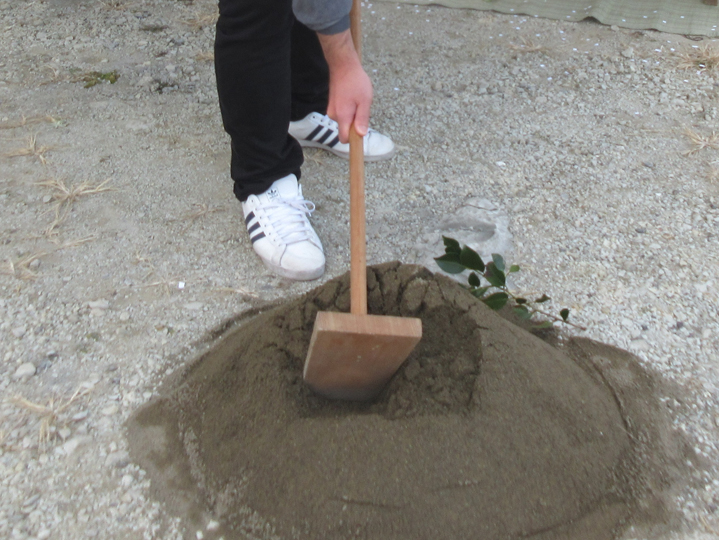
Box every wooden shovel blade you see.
[303,311,422,401]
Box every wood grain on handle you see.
[349,0,367,316]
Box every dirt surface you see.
[2,0,719,539]
[129,263,689,540]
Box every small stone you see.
[12,326,27,338]
[621,48,634,59]
[61,436,91,456]
[119,312,130,322]
[42,194,52,203]
[121,474,134,487]
[29,258,41,270]
[101,404,119,416]
[628,338,650,351]
[206,520,220,532]
[106,451,130,469]
[58,427,72,440]
[37,529,51,540]
[13,362,36,379]
[196,531,204,540]
[88,299,110,310]
[72,410,89,422]
[183,302,204,311]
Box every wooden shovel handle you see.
[349,0,367,316]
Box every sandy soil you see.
[1,0,719,539]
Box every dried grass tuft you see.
[100,0,139,10]
[1,251,47,280]
[0,115,60,130]
[180,203,226,222]
[3,134,53,165]
[213,286,260,300]
[11,386,93,449]
[183,10,218,31]
[677,45,719,73]
[682,127,719,156]
[195,50,214,62]
[37,177,113,234]
[509,39,548,54]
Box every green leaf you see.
[533,320,554,329]
[471,286,490,298]
[560,308,570,322]
[468,272,481,288]
[435,254,465,274]
[515,297,527,305]
[491,253,505,272]
[484,262,506,288]
[459,246,485,272]
[442,236,461,255]
[482,292,509,310]
[513,306,532,320]
[535,294,551,303]
[508,264,520,274]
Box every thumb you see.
[353,100,370,138]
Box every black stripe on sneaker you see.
[316,129,334,144]
[245,212,255,225]
[306,125,324,141]
[247,222,261,235]
[326,135,341,148]
[250,232,265,244]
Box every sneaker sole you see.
[261,259,325,281]
[297,139,395,162]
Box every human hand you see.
[317,30,373,143]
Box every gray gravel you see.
[1,0,718,538]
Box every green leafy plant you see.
[78,71,119,88]
[435,236,585,330]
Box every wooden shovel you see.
[302,0,422,401]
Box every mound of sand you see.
[128,263,688,540]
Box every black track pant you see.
[214,0,330,202]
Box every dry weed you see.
[1,236,96,280]
[682,127,719,155]
[183,10,218,31]
[213,286,259,300]
[180,203,226,221]
[0,115,60,130]
[11,386,92,449]
[195,50,215,62]
[100,0,139,10]
[37,177,113,234]
[303,148,326,166]
[509,39,548,54]
[3,134,53,165]
[1,251,47,280]
[677,45,719,73]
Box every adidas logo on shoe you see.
[289,112,395,162]
[242,174,325,281]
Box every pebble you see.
[88,299,110,310]
[60,436,91,456]
[183,302,204,311]
[101,405,119,416]
[119,312,131,322]
[11,326,27,338]
[13,362,36,379]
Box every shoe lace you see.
[317,113,339,131]
[263,198,317,245]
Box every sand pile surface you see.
[128,263,687,540]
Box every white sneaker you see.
[289,112,395,161]
[242,174,325,281]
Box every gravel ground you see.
[0,0,718,539]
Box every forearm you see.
[317,29,361,73]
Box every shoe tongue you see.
[265,175,299,202]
